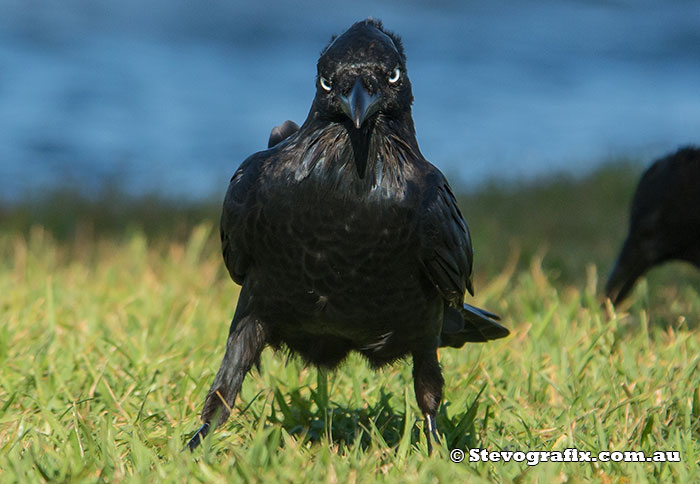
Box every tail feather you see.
[440,303,509,348]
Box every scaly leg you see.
[186,314,266,451]
[412,349,443,454]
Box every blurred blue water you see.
[1,0,699,201]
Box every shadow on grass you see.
[251,383,488,451]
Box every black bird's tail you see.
[440,303,509,348]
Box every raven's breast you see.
[247,184,433,339]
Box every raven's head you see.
[606,147,700,305]
[314,19,413,130]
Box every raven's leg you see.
[412,349,444,454]
[187,314,266,451]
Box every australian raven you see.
[187,18,509,451]
[606,146,700,305]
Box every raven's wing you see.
[268,120,300,148]
[418,169,474,304]
[417,169,507,346]
[221,119,298,283]
[220,153,266,285]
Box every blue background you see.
[1,0,699,200]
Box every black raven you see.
[606,146,700,305]
[187,19,509,451]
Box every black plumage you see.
[268,120,300,148]
[606,146,700,305]
[187,19,508,451]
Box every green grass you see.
[1,163,698,482]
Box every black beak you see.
[605,238,648,305]
[340,78,380,129]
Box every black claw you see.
[424,414,440,454]
[185,422,211,452]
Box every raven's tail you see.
[440,303,509,348]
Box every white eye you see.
[319,76,332,91]
[388,67,401,84]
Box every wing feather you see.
[419,171,474,303]
[220,153,265,284]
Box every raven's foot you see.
[413,349,444,455]
[424,413,440,454]
[185,422,210,452]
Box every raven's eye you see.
[319,76,332,91]
[388,67,401,84]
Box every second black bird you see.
[187,19,509,451]
[606,146,700,305]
